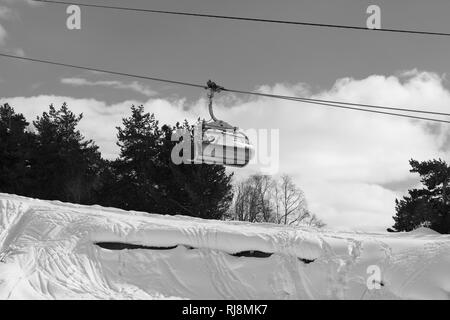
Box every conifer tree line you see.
[0,102,232,219]
[389,159,450,234]
[1,102,446,233]
[0,102,325,227]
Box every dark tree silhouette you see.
[31,103,102,203]
[391,159,450,234]
[160,122,233,219]
[0,102,236,221]
[0,103,35,195]
[107,105,234,219]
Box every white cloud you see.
[0,0,39,46]
[0,23,6,45]
[0,0,39,6]
[0,3,19,46]
[25,0,41,6]
[13,47,25,56]
[61,77,158,97]
[302,180,399,231]
[2,70,449,231]
[0,5,13,19]
[0,6,10,45]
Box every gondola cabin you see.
[189,80,255,168]
[193,124,254,167]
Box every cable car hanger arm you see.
[205,80,236,131]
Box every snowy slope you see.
[0,193,449,300]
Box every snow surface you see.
[0,193,449,300]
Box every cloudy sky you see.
[1,0,450,231]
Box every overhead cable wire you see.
[1,52,449,124]
[224,89,450,124]
[0,53,206,89]
[31,0,450,37]
[225,89,450,117]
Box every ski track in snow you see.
[0,193,449,300]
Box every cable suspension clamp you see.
[204,80,234,130]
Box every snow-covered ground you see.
[0,193,449,300]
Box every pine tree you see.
[113,105,234,219]
[32,103,102,203]
[391,159,450,234]
[91,159,124,208]
[160,122,234,219]
[0,103,35,195]
[114,105,164,212]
